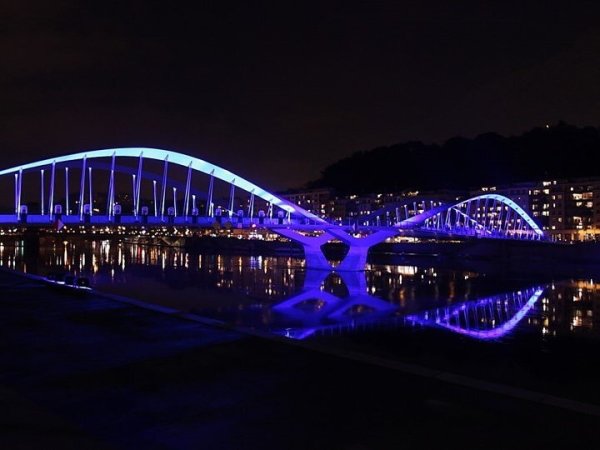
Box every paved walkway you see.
[0,269,598,449]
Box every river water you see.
[1,237,598,343]
[5,236,600,405]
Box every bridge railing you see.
[0,213,325,228]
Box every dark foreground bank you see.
[0,269,598,450]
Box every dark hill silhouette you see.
[308,122,600,194]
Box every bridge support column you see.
[271,228,397,271]
[326,229,398,271]
[271,228,333,270]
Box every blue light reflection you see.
[406,287,545,340]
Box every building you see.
[473,177,600,242]
[279,188,333,219]
[283,177,600,242]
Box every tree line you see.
[307,122,600,194]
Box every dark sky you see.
[2,1,600,190]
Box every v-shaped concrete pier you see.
[271,227,397,271]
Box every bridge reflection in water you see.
[272,267,545,340]
[405,287,545,340]
[0,239,574,341]
[272,270,398,339]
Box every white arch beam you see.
[399,193,544,237]
[456,194,543,236]
[0,147,327,223]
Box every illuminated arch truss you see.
[413,194,545,240]
[0,148,326,224]
[406,287,545,340]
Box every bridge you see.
[0,148,546,271]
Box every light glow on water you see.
[1,237,599,341]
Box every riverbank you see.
[1,268,599,449]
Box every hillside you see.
[308,122,600,194]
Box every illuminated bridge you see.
[0,148,546,271]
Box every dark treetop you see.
[308,122,600,194]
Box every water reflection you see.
[1,237,600,341]
[272,270,398,339]
[405,287,545,340]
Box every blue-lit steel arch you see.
[400,194,545,240]
[464,194,543,235]
[0,147,327,223]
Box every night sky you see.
[2,1,600,190]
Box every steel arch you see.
[0,147,326,223]
[459,194,543,236]
[399,193,544,238]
